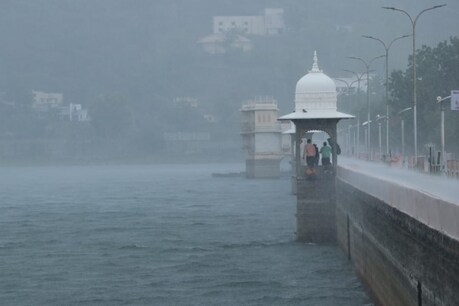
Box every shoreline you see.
[0,155,244,167]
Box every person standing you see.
[320,142,332,166]
[303,139,316,167]
[313,144,320,166]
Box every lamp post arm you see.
[437,95,451,103]
[414,5,447,26]
[343,69,368,94]
[397,107,412,115]
[349,79,360,88]
[388,34,411,50]
[348,57,368,70]
[369,54,385,66]
[334,78,350,87]
[376,115,387,122]
[334,78,352,95]
[343,69,367,83]
[382,7,414,25]
[362,35,387,52]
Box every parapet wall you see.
[338,164,459,240]
[336,166,459,306]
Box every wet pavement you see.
[339,157,459,205]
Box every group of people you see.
[303,138,332,167]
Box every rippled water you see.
[0,163,370,305]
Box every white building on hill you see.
[198,33,253,54]
[213,8,284,36]
[32,91,63,111]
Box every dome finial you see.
[310,50,321,73]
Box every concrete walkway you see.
[339,157,459,205]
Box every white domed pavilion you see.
[279,51,354,243]
[278,51,354,173]
[295,51,338,113]
[280,51,353,120]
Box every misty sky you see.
[0,0,458,124]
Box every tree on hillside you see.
[389,37,459,153]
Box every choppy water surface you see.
[0,163,370,305]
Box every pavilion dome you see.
[294,51,338,113]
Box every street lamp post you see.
[362,34,410,156]
[398,107,412,165]
[376,114,387,158]
[345,123,358,157]
[342,70,367,158]
[343,69,366,94]
[383,4,446,165]
[334,78,360,95]
[401,119,405,161]
[348,124,352,156]
[378,121,382,156]
[334,78,360,157]
[436,95,451,172]
[348,55,385,159]
[362,120,371,159]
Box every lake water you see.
[0,163,371,305]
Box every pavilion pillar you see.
[293,120,338,243]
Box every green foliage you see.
[389,37,459,152]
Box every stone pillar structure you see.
[294,121,339,242]
[241,97,283,178]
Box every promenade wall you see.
[336,165,459,305]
